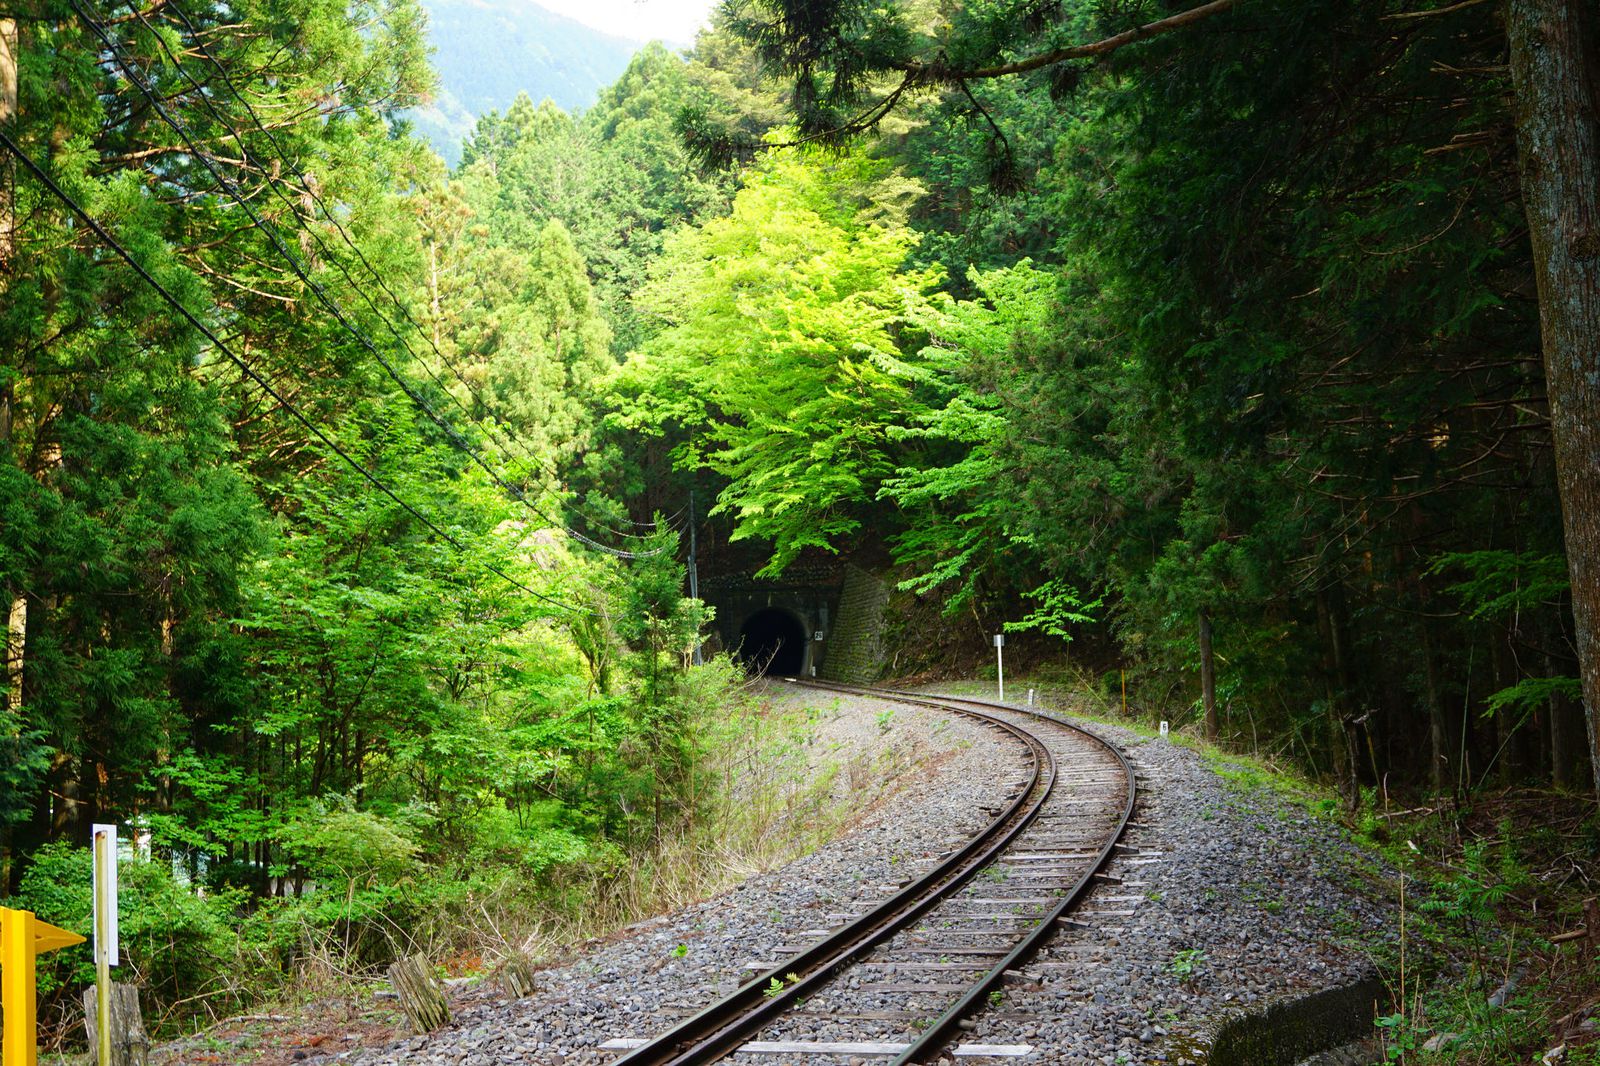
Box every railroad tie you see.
[599,1038,1035,1057]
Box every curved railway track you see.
[607,681,1138,1066]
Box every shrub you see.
[16,841,259,1030]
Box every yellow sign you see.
[2,907,86,1066]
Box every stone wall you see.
[699,564,843,676]
[817,565,890,683]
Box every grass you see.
[912,670,1191,745]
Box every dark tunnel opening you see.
[738,608,808,676]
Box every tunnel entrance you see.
[738,608,808,676]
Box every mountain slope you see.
[412,0,645,165]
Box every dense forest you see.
[1,0,1597,1048]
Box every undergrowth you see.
[24,676,923,1059]
[1359,795,1599,1065]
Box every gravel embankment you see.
[314,686,1391,1066]
[952,702,1389,1066]
[349,683,1024,1066]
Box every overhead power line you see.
[72,0,660,558]
[0,125,583,616]
[149,0,667,539]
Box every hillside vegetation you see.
[1,0,1596,1059]
[408,0,643,164]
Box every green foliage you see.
[881,260,1059,613]
[1374,1012,1420,1062]
[1431,552,1571,623]
[1417,834,1528,941]
[1006,582,1102,644]
[616,144,938,573]
[280,800,421,889]
[1482,675,1583,719]
[0,707,49,830]
[17,843,256,1008]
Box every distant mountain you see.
[411,0,646,166]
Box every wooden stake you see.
[495,952,537,999]
[388,955,450,1033]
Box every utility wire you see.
[149,0,667,539]
[0,125,584,615]
[73,0,661,558]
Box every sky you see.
[533,0,718,45]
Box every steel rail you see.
[609,691,1057,1066]
[817,683,1138,1065]
[609,681,1137,1066]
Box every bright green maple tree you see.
[615,144,936,574]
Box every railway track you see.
[605,681,1137,1065]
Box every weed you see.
[1374,1013,1418,1062]
[1168,948,1206,979]
[763,977,784,999]
[672,943,688,958]
[988,990,1004,1008]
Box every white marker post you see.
[994,633,1005,703]
[92,823,118,1066]
[1159,721,1170,740]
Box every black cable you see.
[0,125,583,615]
[150,0,667,538]
[73,0,660,559]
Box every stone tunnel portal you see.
[737,607,808,676]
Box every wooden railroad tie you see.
[388,954,451,1034]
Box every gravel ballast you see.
[319,684,1392,1066]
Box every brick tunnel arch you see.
[737,607,808,676]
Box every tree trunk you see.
[2,18,20,718]
[1492,631,1519,786]
[1198,607,1218,743]
[1421,619,1450,792]
[1,14,15,270]
[1317,587,1361,813]
[82,982,150,1066]
[4,595,22,711]
[1509,0,1600,801]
